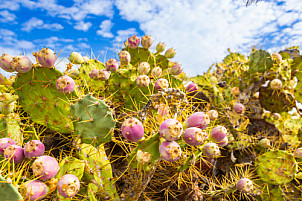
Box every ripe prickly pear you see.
[154,78,169,91]
[186,82,198,94]
[119,50,131,66]
[97,69,110,81]
[156,42,165,53]
[0,53,14,72]
[0,138,16,155]
[236,178,253,193]
[187,112,210,130]
[89,69,99,79]
[159,119,183,141]
[294,148,302,158]
[138,62,150,75]
[169,62,182,75]
[151,66,162,78]
[127,35,140,49]
[35,48,57,68]
[4,145,24,164]
[20,180,49,201]
[106,58,119,72]
[183,127,208,146]
[210,125,228,143]
[202,142,221,158]
[56,75,75,94]
[32,155,60,181]
[121,117,144,142]
[141,35,153,49]
[233,103,245,114]
[158,104,169,117]
[164,48,175,58]
[159,141,182,162]
[216,136,228,147]
[270,78,282,90]
[69,52,84,64]
[24,140,45,159]
[231,87,240,96]
[207,110,218,120]
[136,149,151,163]
[11,56,32,73]
[57,174,80,198]
[136,75,150,87]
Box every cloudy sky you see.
[0,0,301,77]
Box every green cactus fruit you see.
[259,86,295,113]
[13,66,76,133]
[124,46,156,68]
[249,49,273,74]
[69,52,84,64]
[0,174,23,201]
[255,150,298,185]
[71,95,115,146]
[0,113,23,144]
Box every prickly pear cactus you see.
[249,49,273,74]
[0,113,22,144]
[0,174,23,201]
[125,46,156,68]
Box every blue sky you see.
[0,0,301,77]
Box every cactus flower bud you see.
[156,42,165,53]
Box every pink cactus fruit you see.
[20,180,49,201]
[32,155,60,181]
[121,117,144,142]
[187,112,210,130]
[106,58,119,72]
[294,148,302,158]
[164,48,176,58]
[11,56,32,73]
[159,141,182,162]
[158,104,169,117]
[141,35,153,49]
[97,69,110,81]
[207,110,218,120]
[233,103,245,114]
[89,69,99,79]
[183,127,208,146]
[119,50,131,65]
[56,75,75,94]
[210,125,228,143]
[136,75,150,87]
[169,62,182,75]
[24,140,45,159]
[154,78,169,91]
[4,145,24,164]
[151,66,162,78]
[0,138,16,155]
[202,142,221,158]
[138,62,150,75]
[216,136,228,147]
[270,79,282,90]
[127,35,140,49]
[156,42,165,53]
[35,48,57,67]
[186,82,198,94]
[231,87,240,96]
[57,174,80,198]
[236,178,253,193]
[159,119,183,141]
[0,53,14,72]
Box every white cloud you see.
[0,1,20,11]
[21,17,63,32]
[73,21,92,32]
[97,20,114,38]
[115,28,137,42]
[0,10,17,23]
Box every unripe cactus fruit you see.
[11,56,32,73]
[69,52,84,64]
[186,82,198,94]
[97,69,110,81]
[154,78,169,91]
[258,138,270,148]
[82,56,89,63]
[138,62,150,75]
[0,53,14,72]
[209,76,218,84]
[272,52,282,64]
[136,149,151,163]
[233,103,245,114]
[164,48,176,58]
[57,174,80,198]
[169,62,182,75]
[35,48,57,67]
[202,142,221,158]
[89,69,99,79]
[24,140,45,159]
[32,155,60,181]
[231,87,240,96]
[141,35,153,49]
[0,138,16,155]
[294,148,302,158]
[210,125,228,143]
[236,178,253,193]
[159,141,182,162]
[20,180,48,201]
[56,75,75,94]
[183,127,208,146]
[270,79,282,90]
[106,58,119,72]
[136,75,150,87]
[156,42,165,53]
[4,145,24,164]
[158,104,169,117]
[151,66,162,78]
[127,35,140,49]
[272,113,281,120]
[69,69,80,79]
[159,119,183,141]
[121,117,144,142]
[187,112,210,130]
[119,50,131,65]
[207,110,218,120]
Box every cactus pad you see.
[249,49,273,74]
[0,174,23,201]
[125,47,156,68]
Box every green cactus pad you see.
[295,72,302,103]
[249,49,273,74]
[155,54,169,69]
[88,183,98,201]
[255,150,298,185]
[0,113,22,144]
[0,174,23,201]
[259,87,295,113]
[223,52,246,66]
[56,156,85,180]
[13,66,76,133]
[71,95,115,146]
[125,47,156,68]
